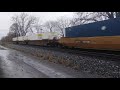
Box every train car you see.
[12,32,59,46]
[59,18,120,51]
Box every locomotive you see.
[12,18,120,51]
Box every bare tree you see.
[34,21,44,34]
[9,23,20,37]
[97,12,120,19]
[72,12,120,26]
[1,32,16,42]
[71,12,105,26]
[70,12,87,26]
[44,21,57,32]
[55,16,72,37]
[115,12,120,18]
[11,12,38,36]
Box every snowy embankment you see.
[3,43,120,78]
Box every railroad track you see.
[18,44,120,61]
[58,48,120,61]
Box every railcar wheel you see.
[25,41,28,45]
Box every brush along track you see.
[19,44,120,62]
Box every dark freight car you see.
[65,18,120,37]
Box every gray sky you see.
[0,12,74,39]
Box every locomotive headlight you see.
[101,26,107,30]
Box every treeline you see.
[1,12,120,42]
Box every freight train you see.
[12,18,120,51]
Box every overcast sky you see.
[0,12,74,39]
